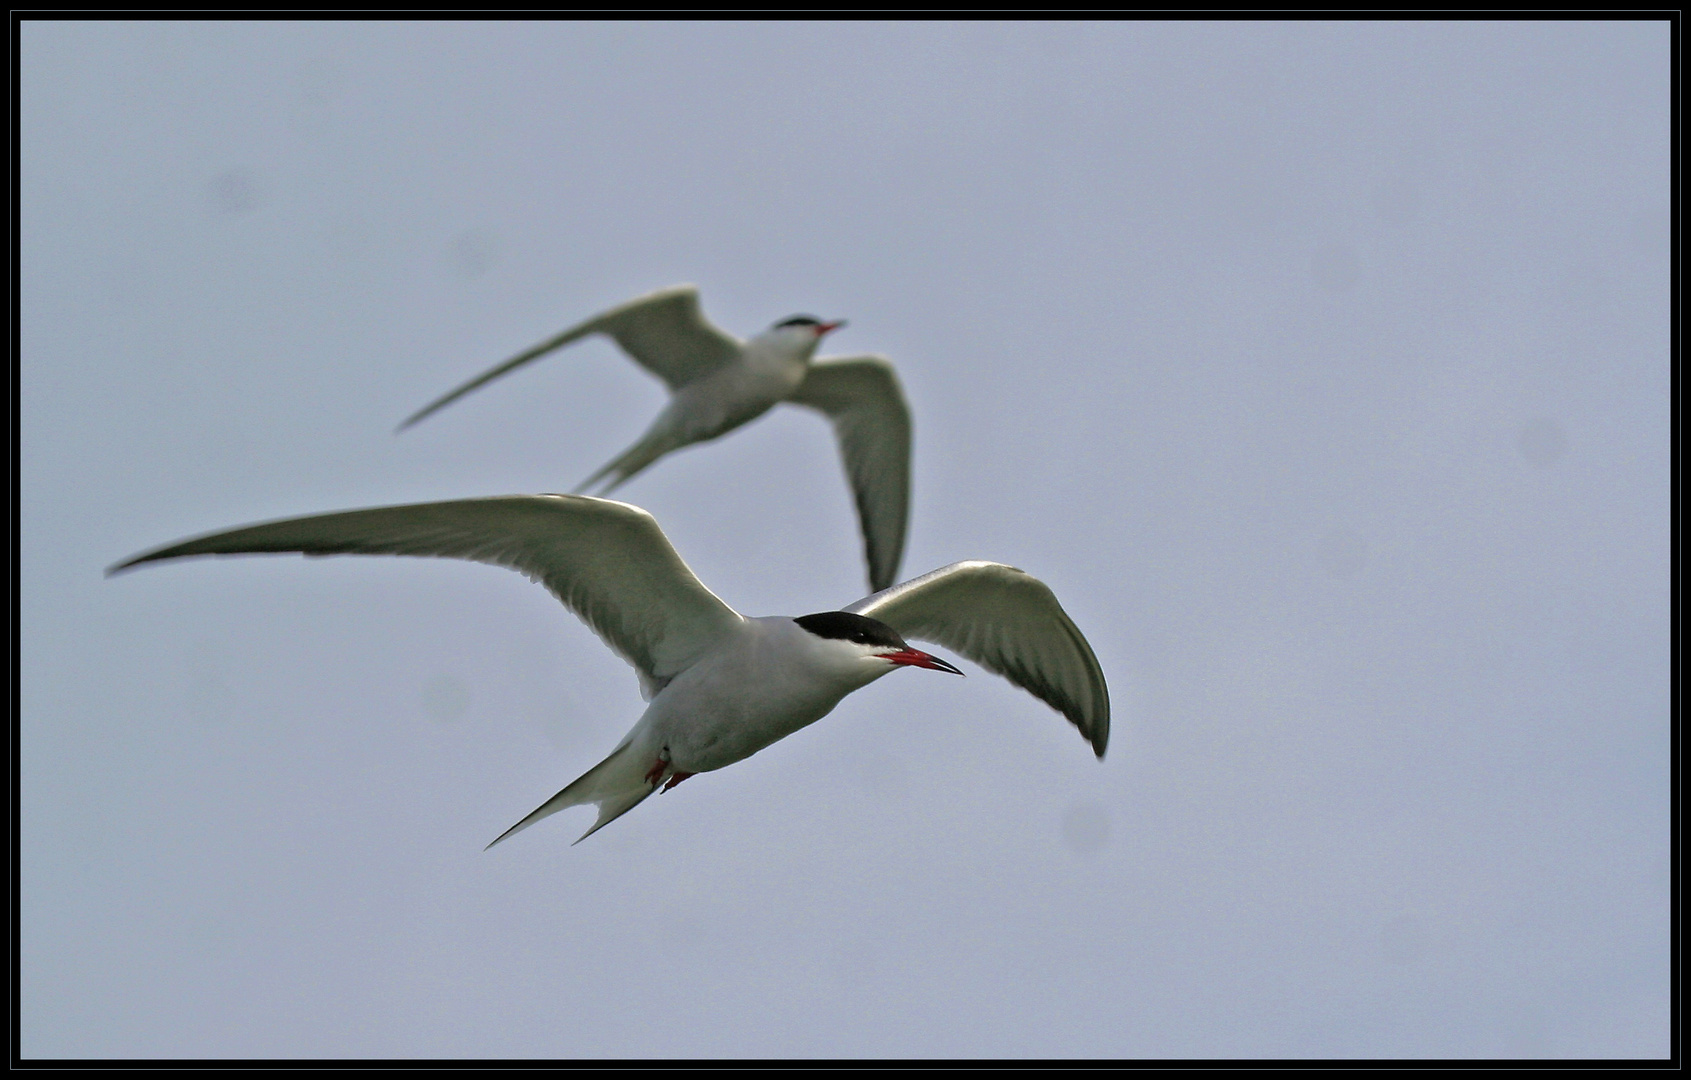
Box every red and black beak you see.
[884,648,963,676]
[815,320,847,337]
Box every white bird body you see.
[679,332,810,428]
[645,616,888,773]
[642,615,865,770]
[109,495,1107,846]
[590,325,818,490]
[552,615,906,841]
[400,285,914,591]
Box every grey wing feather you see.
[108,495,744,700]
[398,284,741,430]
[845,561,1109,756]
[595,285,742,390]
[788,355,912,592]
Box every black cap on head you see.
[793,611,908,650]
[773,315,822,329]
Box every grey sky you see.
[22,21,1668,1058]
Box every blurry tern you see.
[399,285,913,592]
[109,495,1108,846]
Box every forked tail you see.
[573,427,687,497]
[485,738,657,848]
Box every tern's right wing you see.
[108,495,744,701]
[845,561,1109,757]
[788,355,912,593]
[398,284,742,430]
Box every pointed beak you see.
[884,648,964,676]
[815,320,846,337]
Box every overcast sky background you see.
[22,21,1668,1059]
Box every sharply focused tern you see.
[398,285,913,592]
[109,495,1108,845]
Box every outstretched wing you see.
[845,561,1109,756]
[398,284,742,430]
[788,355,912,592]
[109,495,744,700]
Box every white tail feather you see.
[485,738,657,849]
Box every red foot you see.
[645,756,694,792]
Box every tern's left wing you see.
[788,355,911,592]
[108,495,744,701]
[845,561,1109,757]
[398,284,740,430]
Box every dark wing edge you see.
[788,355,912,592]
[846,561,1110,757]
[107,494,744,700]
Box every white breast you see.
[736,334,812,399]
[641,616,889,774]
